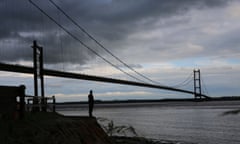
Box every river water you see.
[58,101,240,144]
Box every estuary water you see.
[58,101,240,144]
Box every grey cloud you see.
[67,0,230,41]
[203,28,240,54]
[66,0,229,22]
[0,0,232,66]
[116,64,143,69]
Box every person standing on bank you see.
[88,90,94,117]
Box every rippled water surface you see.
[58,101,240,144]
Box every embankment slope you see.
[0,112,112,144]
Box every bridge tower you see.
[32,40,45,111]
[193,69,202,100]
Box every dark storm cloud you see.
[63,0,230,41]
[64,0,228,22]
[0,0,231,65]
[0,0,92,64]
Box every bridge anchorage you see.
[0,40,210,101]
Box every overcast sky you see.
[0,0,240,101]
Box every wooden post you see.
[52,95,56,112]
[27,99,30,111]
[19,85,25,119]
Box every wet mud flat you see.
[111,136,196,144]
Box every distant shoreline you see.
[57,96,240,105]
[56,97,240,109]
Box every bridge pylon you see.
[32,40,45,111]
[193,69,202,100]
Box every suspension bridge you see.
[0,40,210,100]
[0,0,211,101]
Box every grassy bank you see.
[0,112,112,144]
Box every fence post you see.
[52,95,56,112]
[19,85,26,119]
[27,99,30,111]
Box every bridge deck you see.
[0,62,210,98]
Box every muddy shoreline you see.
[111,136,197,144]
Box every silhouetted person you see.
[88,90,94,117]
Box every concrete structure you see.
[0,85,25,119]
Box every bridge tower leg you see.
[193,69,202,100]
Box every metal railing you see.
[25,95,56,112]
